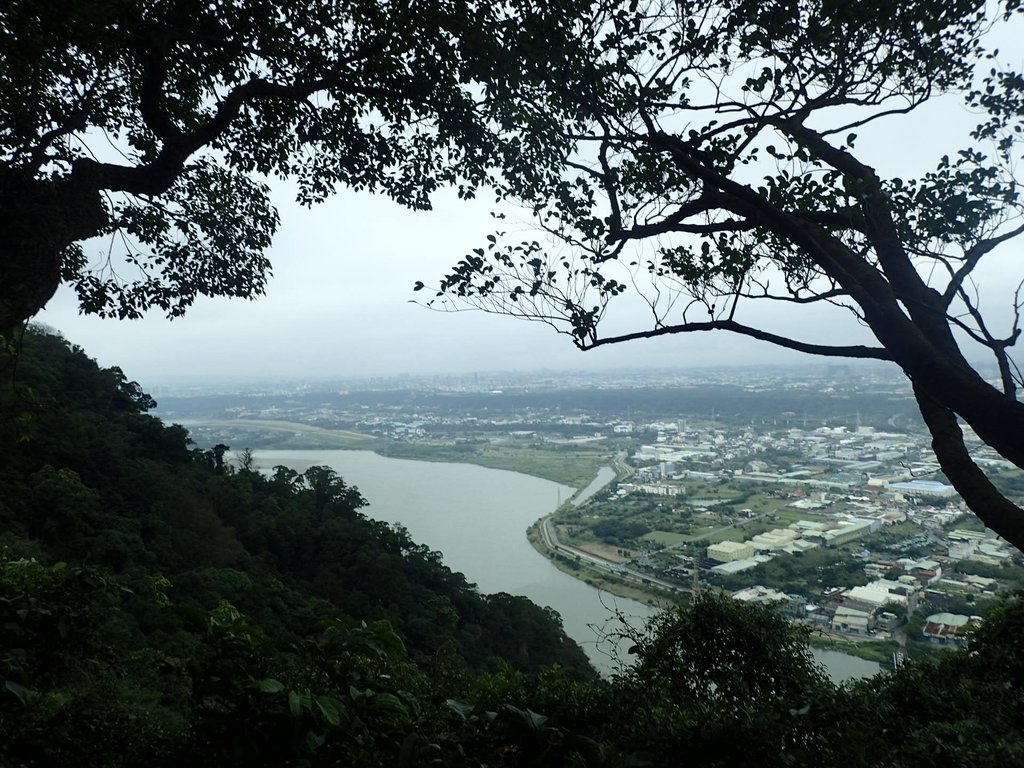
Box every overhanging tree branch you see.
[737,286,850,305]
[941,221,1024,308]
[431,0,1024,549]
[583,319,893,359]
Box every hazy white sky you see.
[37,29,1024,389]
[39,183,849,386]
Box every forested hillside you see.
[4,327,1024,767]
[0,328,591,765]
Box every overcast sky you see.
[37,36,1023,390]
[38,181,882,387]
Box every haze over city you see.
[36,185,863,384]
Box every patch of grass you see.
[707,527,747,543]
[809,634,899,664]
[480,448,604,488]
[221,419,375,441]
[642,530,690,546]
[191,419,381,449]
[195,418,606,487]
[275,433,382,449]
[377,442,604,488]
[744,500,784,514]
[949,516,988,533]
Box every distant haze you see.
[38,186,889,387]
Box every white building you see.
[887,479,957,498]
[707,540,755,563]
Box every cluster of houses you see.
[715,528,1008,645]
[730,573,986,646]
[618,422,1021,645]
[626,421,1009,497]
[705,515,886,576]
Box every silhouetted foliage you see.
[0,327,594,765]
[432,0,1024,552]
[0,0,592,328]
[5,333,1024,765]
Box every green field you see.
[771,508,826,525]
[194,419,607,488]
[808,634,899,665]
[642,530,691,546]
[378,443,605,488]
[707,527,747,543]
[191,419,380,449]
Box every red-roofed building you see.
[922,612,982,646]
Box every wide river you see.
[253,449,879,681]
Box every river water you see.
[252,450,879,681]
[573,465,617,506]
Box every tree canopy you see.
[6,324,1024,767]
[7,0,1024,547]
[0,0,592,327]
[430,0,1024,550]
[1,326,601,763]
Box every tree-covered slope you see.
[4,327,1024,767]
[0,327,592,765]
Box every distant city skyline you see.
[141,361,913,399]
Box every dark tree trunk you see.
[0,168,107,330]
[913,380,1024,553]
